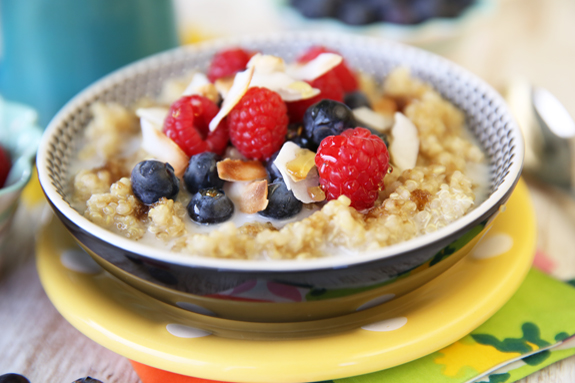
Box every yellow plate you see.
[36,179,535,383]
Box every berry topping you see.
[0,145,11,188]
[258,179,303,220]
[265,151,283,181]
[303,99,356,150]
[207,48,253,83]
[163,95,229,157]
[131,160,180,205]
[188,189,234,224]
[286,123,314,149]
[297,46,358,92]
[72,378,104,383]
[286,69,344,123]
[344,90,372,110]
[289,0,339,18]
[0,374,30,383]
[315,127,390,210]
[228,87,289,161]
[184,152,224,194]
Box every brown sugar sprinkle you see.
[238,222,277,237]
[134,201,151,221]
[410,189,432,211]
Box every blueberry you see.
[0,374,30,383]
[344,91,372,110]
[259,180,303,220]
[337,1,378,25]
[72,378,103,383]
[303,100,356,149]
[265,151,283,181]
[290,0,341,18]
[367,128,390,148]
[183,152,224,194]
[188,189,234,224]
[131,160,179,205]
[286,123,314,150]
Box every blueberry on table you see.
[344,91,372,110]
[259,179,303,220]
[72,378,104,383]
[131,160,180,205]
[303,100,356,149]
[0,374,30,383]
[188,189,234,224]
[184,152,224,194]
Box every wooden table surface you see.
[2,0,575,382]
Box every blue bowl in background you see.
[0,98,43,241]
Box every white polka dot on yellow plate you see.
[472,233,514,259]
[361,317,407,332]
[60,248,102,274]
[166,324,211,338]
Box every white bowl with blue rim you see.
[0,97,43,241]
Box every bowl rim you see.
[37,32,524,272]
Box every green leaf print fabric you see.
[334,269,575,383]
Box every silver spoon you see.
[505,79,575,193]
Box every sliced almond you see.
[140,118,189,177]
[249,72,319,102]
[237,179,269,214]
[182,73,210,96]
[353,107,394,133]
[247,53,286,74]
[390,112,419,172]
[209,66,255,132]
[217,158,268,182]
[214,76,235,99]
[285,147,316,182]
[286,53,343,82]
[136,107,169,128]
[273,142,323,203]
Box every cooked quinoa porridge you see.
[70,47,487,260]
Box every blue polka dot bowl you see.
[0,98,43,246]
[36,33,524,325]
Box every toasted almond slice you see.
[249,72,319,102]
[214,76,234,99]
[273,142,323,203]
[286,53,343,82]
[136,107,169,128]
[247,53,286,74]
[291,167,323,204]
[209,66,255,132]
[286,148,316,182]
[140,118,189,177]
[217,158,268,182]
[182,73,211,96]
[353,107,394,133]
[390,112,419,172]
[238,179,269,214]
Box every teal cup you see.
[0,0,179,127]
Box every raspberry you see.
[297,46,359,93]
[207,48,253,83]
[163,95,229,157]
[0,145,11,188]
[315,127,390,210]
[286,70,344,123]
[228,87,288,161]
